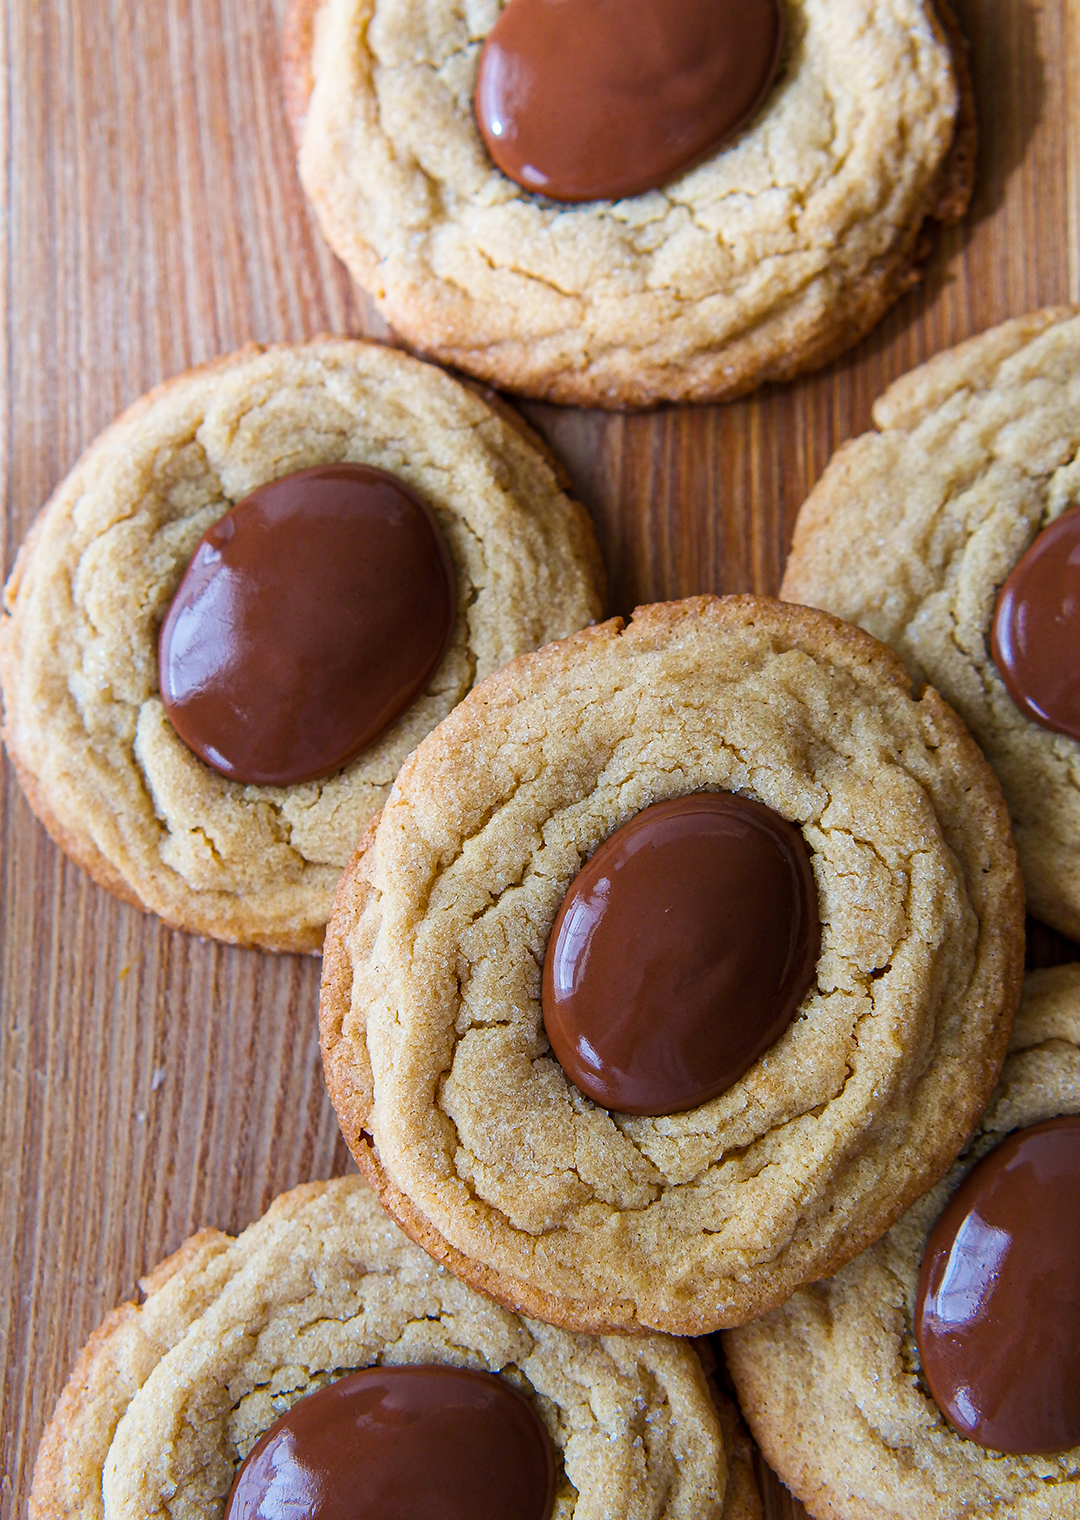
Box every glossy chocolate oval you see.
[474,0,785,204]
[992,504,1080,741]
[915,1115,1080,1454]
[158,463,455,787]
[542,793,820,1115]
[226,1364,557,1520]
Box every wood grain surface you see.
[1,3,1079,1517]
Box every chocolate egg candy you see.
[915,1115,1080,1455]
[475,0,785,203]
[542,792,820,1115]
[226,1365,557,1520]
[159,463,455,787]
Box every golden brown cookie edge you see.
[280,1,977,410]
[28,1229,235,1520]
[927,0,977,225]
[320,809,647,1335]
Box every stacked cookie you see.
[320,595,1023,1335]
[11,330,1073,1520]
[298,308,1080,1510]
[724,308,1080,1518]
[724,965,1080,1519]
[20,583,1030,1520]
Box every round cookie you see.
[782,307,1080,941]
[0,338,604,952]
[319,595,1024,1336]
[28,1174,760,1520]
[723,963,1080,1520]
[282,0,975,408]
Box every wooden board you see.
[1,3,1078,1516]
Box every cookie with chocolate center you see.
[783,307,1080,940]
[0,338,604,951]
[29,1174,758,1520]
[320,595,1023,1335]
[283,0,975,407]
[724,964,1080,1520]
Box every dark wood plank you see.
[1,3,1077,1518]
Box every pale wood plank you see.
[1,4,1077,1520]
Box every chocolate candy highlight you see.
[542,792,820,1115]
[474,0,785,204]
[915,1115,1080,1454]
[158,463,455,787]
[226,1364,557,1520]
[992,503,1080,741]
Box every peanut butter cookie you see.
[320,595,1024,1336]
[283,0,974,407]
[724,964,1080,1520]
[0,338,604,952]
[30,1174,758,1520]
[783,307,1080,941]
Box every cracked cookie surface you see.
[283,0,974,407]
[320,596,1024,1335]
[29,1174,758,1520]
[724,964,1080,1520]
[0,338,604,951]
[782,308,1080,941]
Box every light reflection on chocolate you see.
[474,0,785,203]
[991,503,1080,741]
[158,463,455,787]
[915,1115,1080,1454]
[541,792,820,1115]
[225,1365,557,1520]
